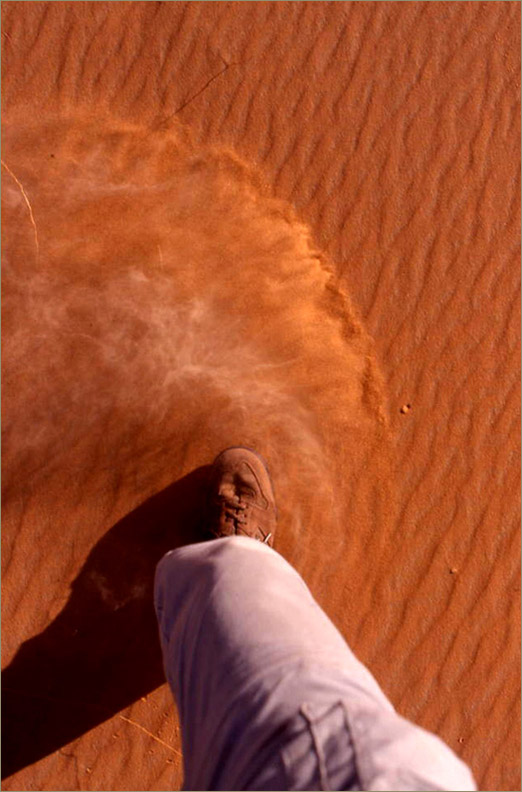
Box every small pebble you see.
[450,568,458,575]
[458,737,464,744]
[400,404,411,414]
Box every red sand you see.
[1,3,520,791]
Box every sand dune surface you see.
[1,3,520,790]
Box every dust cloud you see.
[2,112,393,619]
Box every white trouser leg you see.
[154,536,476,791]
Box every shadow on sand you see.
[2,465,211,780]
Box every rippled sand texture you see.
[2,3,520,792]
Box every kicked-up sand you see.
[2,111,394,788]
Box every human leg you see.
[155,536,476,791]
[155,448,475,790]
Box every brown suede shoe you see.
[206,447,277,546]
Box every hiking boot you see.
[206,447,277,546]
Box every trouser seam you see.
[300,703,331,791]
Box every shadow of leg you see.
[1,464,211,780]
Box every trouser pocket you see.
[281,701,358,791]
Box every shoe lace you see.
[216,494,249,529]
[214,494,272,543]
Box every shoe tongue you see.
[218,483,236,500]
